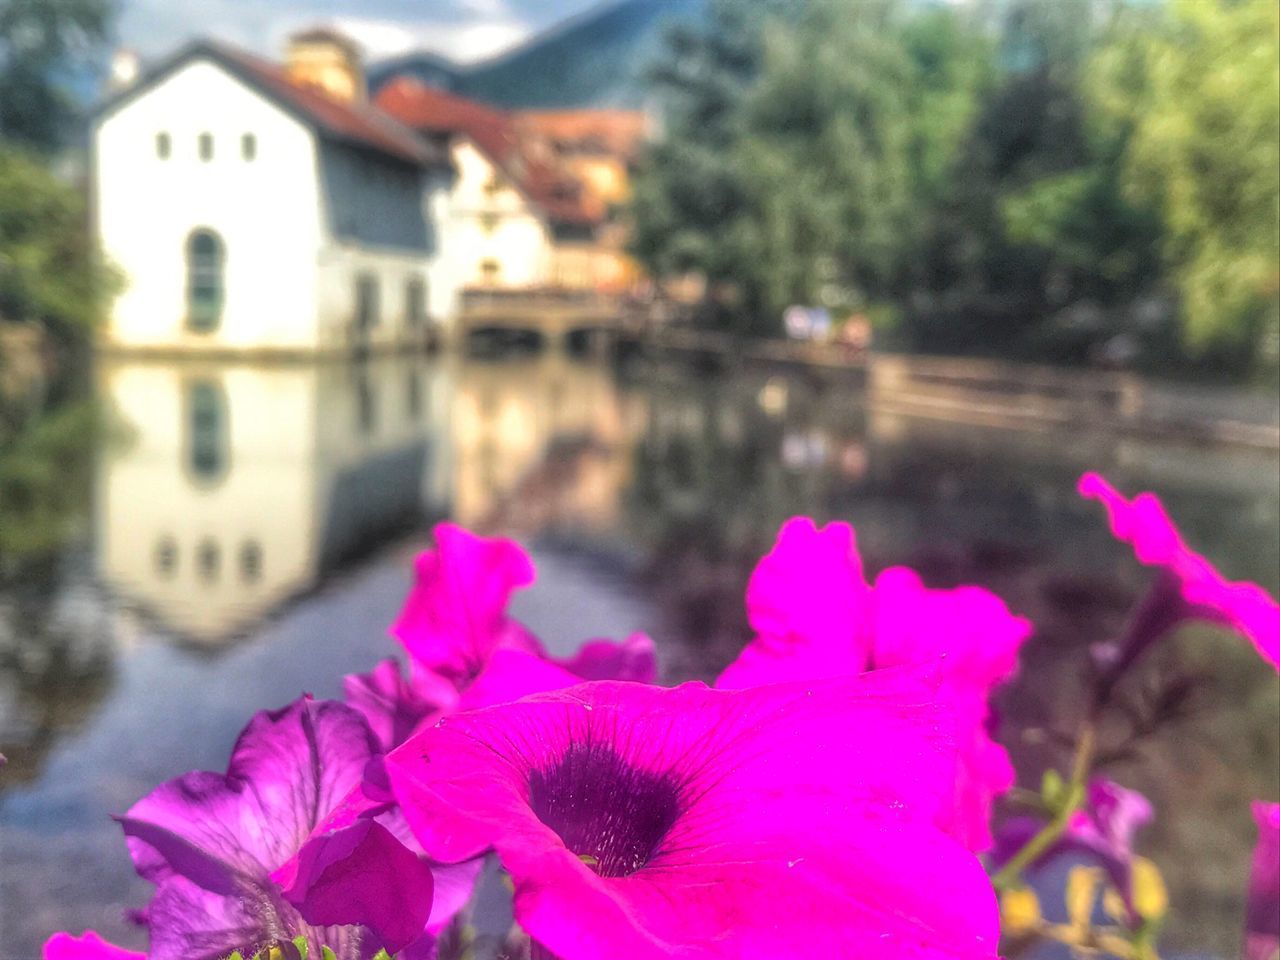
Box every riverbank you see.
[619,326,1280,451]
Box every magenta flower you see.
[1246,802,1280,960]
[1079,472,1280,670]
[389,525,658,712]
[994,778,1153,923]
[343,658,442,752]
[386,673,1000,960]
[278,820,434,955]
[117,697,434,960]
[716,517,1030,851]
[391,523,538,699]
[42,932,144,960]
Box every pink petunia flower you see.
[116,697,436,960]
[386,673,1000,960]
[1246,802,1280,960]
[42,932,144,960]
[716,517,1031,851]
[1078,472,1280,670]
[995,778,1154,924]
[387,524,658,715]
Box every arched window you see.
[186,228,225,331]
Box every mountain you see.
[366,50,464,97]
[367,0,708,110]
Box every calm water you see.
[1,351,1277,958]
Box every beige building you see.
[376,79,644,294]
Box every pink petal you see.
[42,932,144,960]
[390,524,536,683]
[122,698,379,885]
[555,632,658,683]
[718,518,873,688]
[1079,472,1280,670]
[387,673,997,959]
[871,568,1030,689]
[343,658,442,752]
[458,648,585,711]
[282,820,434,954]
[1247,801,1280,960]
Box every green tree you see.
[996,4,1165,343]
[0,146,114,341]
[632,0,993,335]
[628,0,799,328]
[1119,0,1279,357]
[0,0,115,151]
[727,0,918,325]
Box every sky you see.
[116,0,606,67]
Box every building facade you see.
[92,38,457,355]
[375,80,645,295]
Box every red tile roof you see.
[516,109,650,159]
[95,40,444,169]
[375,78,600,226]
[211,42,438,167]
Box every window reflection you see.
[406,370,422,421]
[186,379,229,484]
[239,540,262,583]
[197,538,220,582]
[356,371,376,437]
[154,536,178,577]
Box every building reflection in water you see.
[95,357,453,646]
[450,351,641,533]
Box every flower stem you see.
[993,725,1096,890]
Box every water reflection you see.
[0,351,1276,957]
[451,352,640,533]
[95,359,452,645]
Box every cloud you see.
[116,0,539,65]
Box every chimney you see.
[284,27,366,103]
[107,47,141,93]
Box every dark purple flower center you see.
[529,743,682,878]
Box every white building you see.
[92,34,458,355]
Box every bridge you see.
[455,288,625,348]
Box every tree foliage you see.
[0,0,115,151]
[1117,0,1279,354]
[0,146,115,339]
[630,0,1278,370]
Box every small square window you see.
[198,132,213,161]
[483,175,503,197]
[156,132,171,159]
[480,258,500,281]
[241,133,256,161]
[480,212,499,233]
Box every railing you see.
[459,287,622,318]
